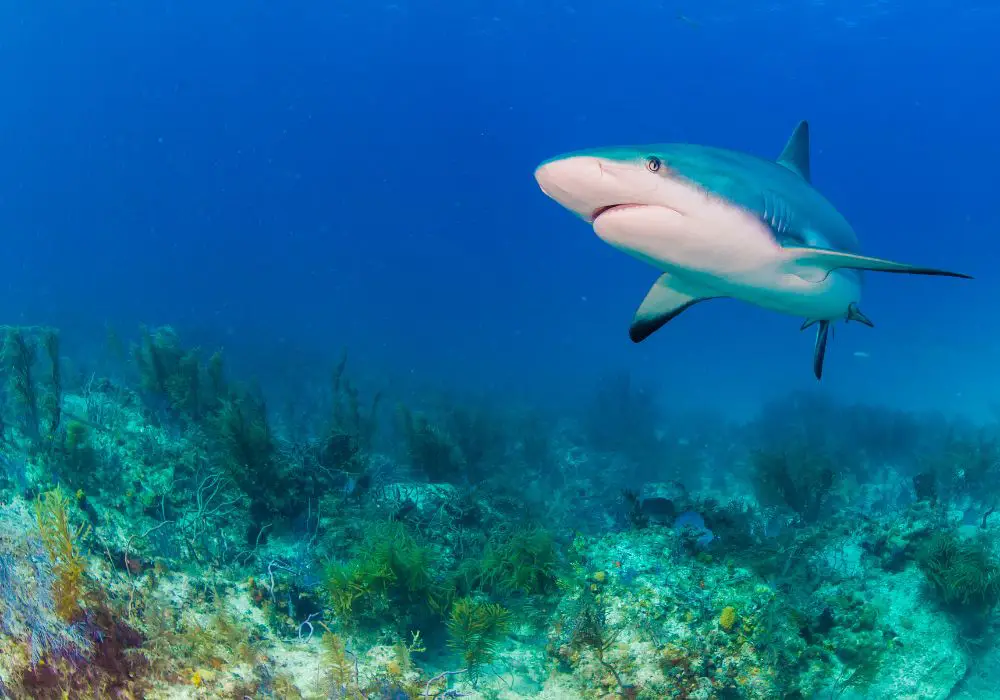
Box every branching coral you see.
[301,352,381,490]
[566,588,633,694]
[56,420,99,491]
[918,530,1000,630]
[397,395,509,485]
[40,329,61,436]
[930,430,1000,508]
[3,327,40,442]
[397,406,466,483]
[446,596,510,686]
[441,400,508,482]
[751,445,836,524]
[0,501,84,665]
[0,498,149,698]
[324,520,448,631]
[34,487,90,622]
[472,525,560,598]
[206,382,328,538]
[322,630,359,690]
[132,325,205,422]
[316,627,436,698]
[328,351,380,459]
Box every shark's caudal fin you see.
[813,320,831,380]
[784,247,973,281]
[776,120,811,182]
[629,273,719,343]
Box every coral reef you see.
[0,323,995,698]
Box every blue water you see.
[1,1,997,419]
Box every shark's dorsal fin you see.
[629,273,719,343]
[777,120,811,183]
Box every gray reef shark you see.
[534,121,971,379]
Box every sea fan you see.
[0,501,86,665]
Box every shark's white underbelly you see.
[681,264,858,319]
[592,203,860,321]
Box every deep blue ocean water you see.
[2,1,998,420]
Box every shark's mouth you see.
[591,203,646,222]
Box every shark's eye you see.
[646,156,662,172]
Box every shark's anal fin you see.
[784,247,973,282]
[813,319,831,380]
[630,273,719,343]
[777,120,811,182]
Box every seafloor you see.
[0,324,997,699]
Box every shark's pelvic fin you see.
[777,120,811,183]
[802,303,873,331]
[629,273,718,343]
[813,319,831,380]
[784,247,973,282]
[846,302,874,327]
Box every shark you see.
[534,121,971,379]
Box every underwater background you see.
[0,1,999,699]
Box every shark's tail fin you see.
[788,246,969,379]
[812,320,831,380]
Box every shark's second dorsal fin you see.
[777,120,811,182]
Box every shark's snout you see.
[535,156,613,221]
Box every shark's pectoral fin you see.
[784,247,973,282]
[630,274,720,343]
[813,319,831,380]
